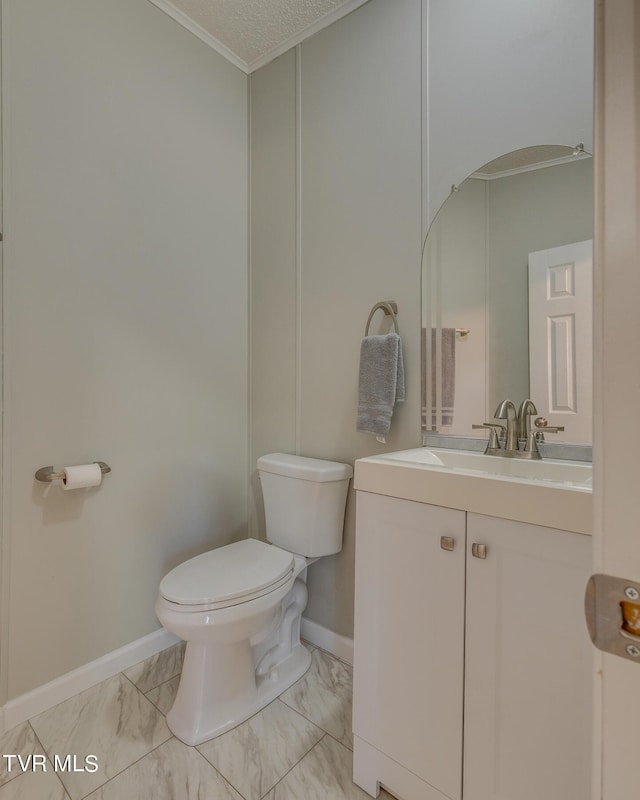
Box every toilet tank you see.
[257,453,353,558]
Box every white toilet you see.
[155,453,353,746]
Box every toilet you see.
[155,453,353,746]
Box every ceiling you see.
[149,0,371,73]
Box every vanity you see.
[352,448,592,800]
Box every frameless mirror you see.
[422,145,593,444]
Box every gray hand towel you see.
[357,333,405,438]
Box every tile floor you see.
[0,643,395,800]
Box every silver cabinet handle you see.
[472,543,488,559]
[440,536,455,551]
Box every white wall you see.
[2,0,248,699]
[250,0,423,638]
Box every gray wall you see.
[250,0,593,640]
[3,0,248,698]
[250,0,423,638]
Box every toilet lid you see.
[159,539,294,607]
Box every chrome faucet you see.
[473,399,565,460]
[494,399,518,451]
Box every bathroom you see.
[0,0,638,798]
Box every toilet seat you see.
[159,538,294,612]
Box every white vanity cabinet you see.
[463,512,592,800]
[353,491,466,800]
[353,491,592,800]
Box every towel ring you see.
[365,301,399,336]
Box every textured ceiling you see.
[162,0,365,71]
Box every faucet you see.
[494,399,518,451]
[517,399,538,441]
[474,399,563,460]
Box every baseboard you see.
[300,617,354,665]
[1,628,179,733]
[1,620,352,734]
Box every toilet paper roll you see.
[62,463,103,490]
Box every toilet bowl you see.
[156,453,352,746]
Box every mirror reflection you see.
[422,145,593,444]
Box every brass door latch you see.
[585,574,640,662]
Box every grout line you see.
[322,729,354,753]
[142,675,179,716]
[119,669,146,694]
[276,690,352,752]
[191,746,252,800]
[26,722,73,799]
[272,696,324,740]
[259,733,328,800]
[0,727,26,788]
[75,737,175,800]
[119,657,182,698]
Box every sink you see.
[354,447,592,534]
[376,447,592,490]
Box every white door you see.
[593,2,640,799]
[528,240,592,443]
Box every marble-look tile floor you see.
[0,642,395,800]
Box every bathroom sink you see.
[354,447,593,535]
[376,447,592,490]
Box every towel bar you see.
[365,301,399,336]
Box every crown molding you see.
[146,0,251,73]
[246,0,371,73]
[147,0,372,75]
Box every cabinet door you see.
[353,492,466,800]
[464,513,592,800]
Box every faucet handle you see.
[472,423,505,452]
[534,417,565,433]
[530,417,565,446]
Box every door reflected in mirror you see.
[422,145,593,444]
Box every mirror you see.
[422,145,593,444]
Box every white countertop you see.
[354,447,592,535]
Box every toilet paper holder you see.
[35,462,111,482]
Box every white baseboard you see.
[1,628,179,734]
[300,617,354,665]
[0,619,352,734]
